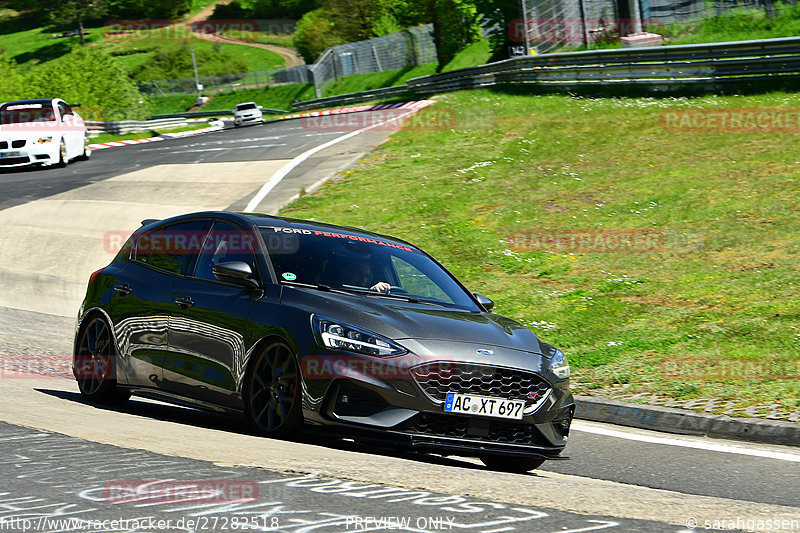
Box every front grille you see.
[0,156,30,166]
[0,142,7,149]
[396,413,550,446]
[410,362,551,410]
[11,140,25,148]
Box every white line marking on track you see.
[165,144,287,154]
[571,421,800,462]
[243,104,434,212]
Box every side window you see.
[130,230,155,262]
[140,221,211,275]
[193,222,257,282]
[390,256,452,302]
[58,102,72,119]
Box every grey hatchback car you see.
[73,211,574,472]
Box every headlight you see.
[312,315,406,357]
[551,349,570,379]
[36,137,53,144]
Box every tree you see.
[411,0,481,72]
[324,0,401,42]
[293,8,344,63]
[474,0,519,61]
[34,0,109,46]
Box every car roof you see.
[141,211,418,250]
[241,212,417,247]
[0,98,61,107]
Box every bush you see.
[293,8,343,62]
[26,46,148,119]
[129,43,249,81]
[0,57,26,102]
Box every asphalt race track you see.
[0,113,798,533]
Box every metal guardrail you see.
[85,118,188,135]
[293,86,410,111]
[293,36,800,110]
[149,108,287,120]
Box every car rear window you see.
[0,103,56,124]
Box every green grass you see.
[0,17,285,75]
[442,39,493,72]
[322,65,436,97]
[145,95,199,115]
[217,29,295,48]
[279,89,800,413]
[661,3,800,44]
[89,123,211,144]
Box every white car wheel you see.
[57,140,67,167]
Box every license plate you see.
[0,151,22,158]
[444,393,525,420]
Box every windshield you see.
[0,103,56,124]
[260,226,479,311]
[236,103,257,111]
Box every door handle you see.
[173,296,194,309]
[113,283,132,296]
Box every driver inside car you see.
[328,257,391,293]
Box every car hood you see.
[280,285,543,354]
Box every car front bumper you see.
[0,144,59,167]
[301,351,575,458]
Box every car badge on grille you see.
[527,392,539,399]
[475,349,494,356]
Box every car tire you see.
[57,139,67,167]
[244,340,302,438]
[77,136,91,161]
[234,117,243,127]
[480,455,546,473]
[74,316,131,406]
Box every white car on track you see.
[233,102,263,127]
[0,98,91,169]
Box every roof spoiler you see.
[141,218,159,227]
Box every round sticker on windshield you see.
[282,272,297,281]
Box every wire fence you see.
[136,70,285,97]
[308,25,437,97]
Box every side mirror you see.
[473,293,494,312]
[213,261,260,289]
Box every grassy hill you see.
[0,8,285,76]
[280,89,800,417]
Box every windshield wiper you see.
[282,282,455,307]
[338,287,423,303]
